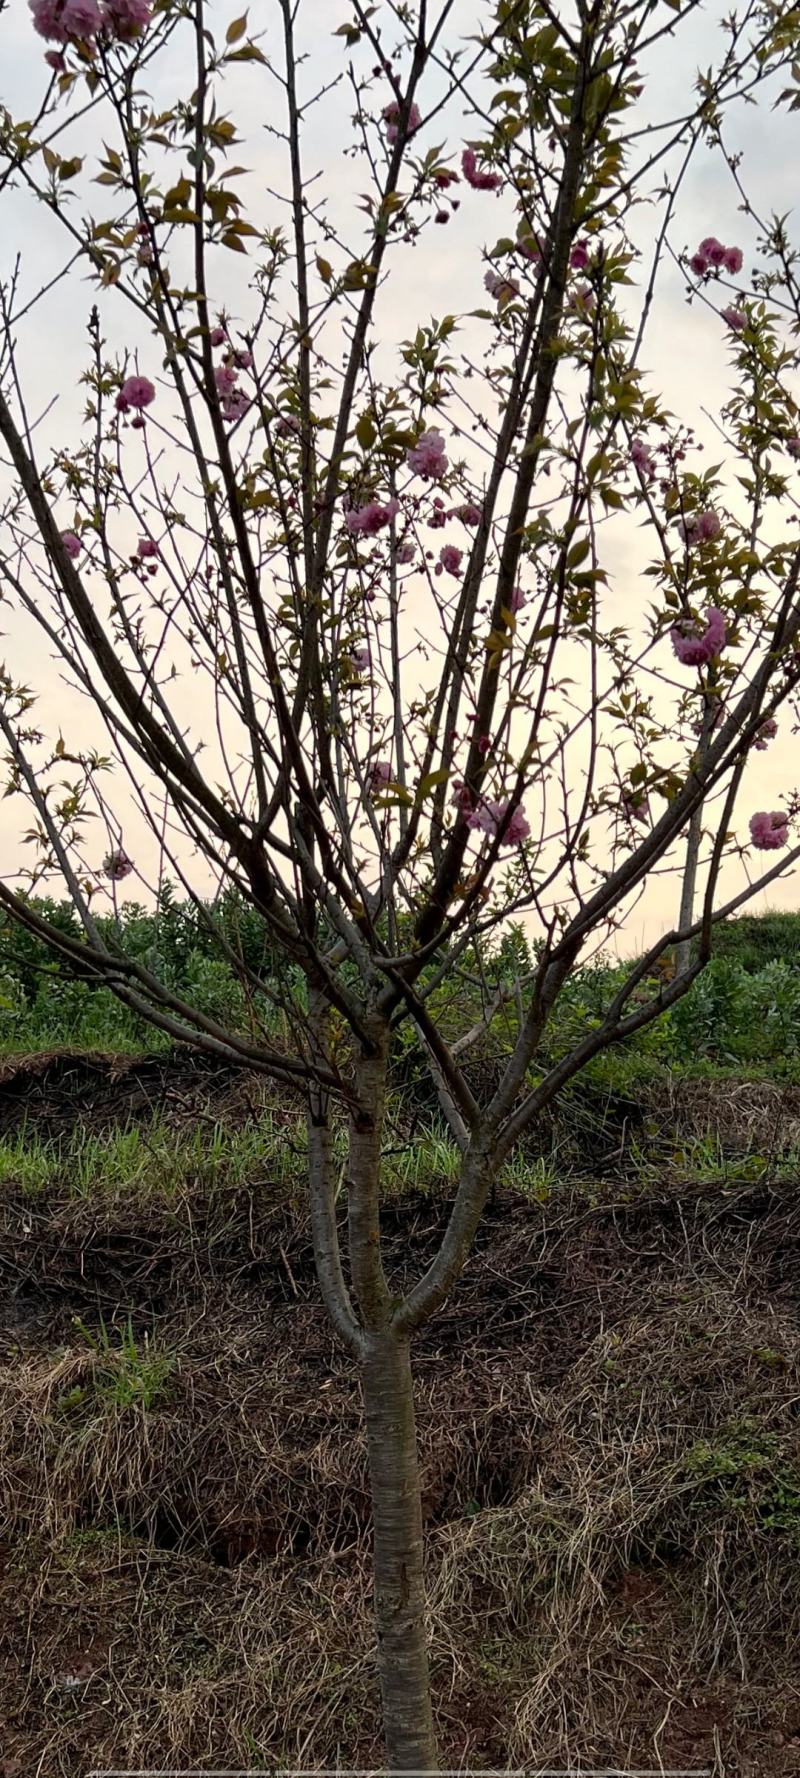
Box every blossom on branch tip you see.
[467,797,530,846]
[690,237,743,277]
[210,326,227,347]
[461,147,502,192]
[570,237,591,270]
[103,847,134,881]
[136,537,159,559]
[395,538,415,563]
[369,760,393,792]
[345,497,400,536]
[723,245,743,274]
[698,236,727,268]
[749,810,788,850]
[753,717,778,751]
[510,584,526,614]
[437,543,463,577]
[671,605,727,666]
[630,437,656,479]
[214,364,238,399]
[484,268,520,302]
[60,530,82,560]
[222,389,250,423]
[383,99,421,143]
[30,0,101,41]
[679,507,721,545]
[721,306,746,332]
[44,47,65,67]
[103,0,150,39]
[451,501,482,527]
[117,375,155,412]
[406,429,447,479]
[787,437,800,460]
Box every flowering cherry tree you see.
[2,0,800,1764]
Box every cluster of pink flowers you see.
[721,305,747,333]
[345,496,400,537]
[369,760,393,793]
[671,606,727,667]
[60,530,82,560]
[484,268,520,303]
[451,501,482,527]
[679,507,721,546]
[429,496,447,528]
[570,237,591,271]
[622,789,650,826]
[383,99,421,144]
[461,147,502,192]
[468,797,530,845]
[689,237,743,277]
[395,538,415,564]
[103,847,134,881]
[31,0,150,47]
[210,334,251,423]
[406,429,447,479]
[630,437,656,480]
[753,716,778,751]
[437,543,463,577]
[116,374,155,420]
[749,810,788,850]
[275,413,300,439]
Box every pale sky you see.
[1,0,799,954]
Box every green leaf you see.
[566,536,591,568]
[416,769,449,800]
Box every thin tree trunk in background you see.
[363,1327,437,1773]
[675,798,703,979]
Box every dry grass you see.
[2,1163,800,1772]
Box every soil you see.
[0,1054,799,1774]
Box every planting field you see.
[1,1055,799,1773]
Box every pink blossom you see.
[433,167,459,190]
[467,797,530,846]
[721,305,746,332]
[222,388,250,423]
[451,779,473,815]
[30,0,101,41]
[227,346,253,371]
[753,717,777,751]
[395,538,415,564]
[484,268,520,302]
[60,530,82,560]
[103,847,134,881]
[723,245,743,274]
[349,646,371,673]
[451,502,482,527]
[570,237,590,271]
[117,374,155,412]
[44,47,65,67]
[749,810,789,850]
[369,759,393,792]
[622,789,650,826]
[671,605,727,667]
[461,147,502,192]
[103,0,150,38]
[214,364,238,399]
[383,99,421,144]
[136,536,159,559]
[345,497,400,537]
[210,326,227,347]
[630,437,655,479]
[689,252,709,277]
[438,543,463,577]
[137,239,154,266]
[787,436,800,460]
[275,413,300,438]
[698,236,727,268]
[406,428,447,479]
[429,497,447,529]
[680,507,721,545]
[518,228,542,262]
[510,584,526,614]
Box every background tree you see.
[2,0,800,1764]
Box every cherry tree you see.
[1,0,800,1764]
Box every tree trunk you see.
[362,1325,437,1773]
